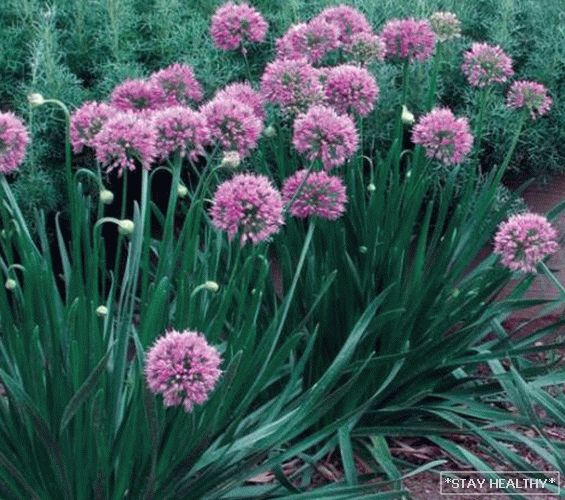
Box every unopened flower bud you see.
[401,105,415,125]
[99,189,114,205]
[96,305,108,317]
[367,183,376,192]
[264,125,276,138]
[220,151,241,169]
[28,93,45,106]
[177,184,189,198]
[4,279,17,290]
[203,280,219,292]
[118,219,135,236]
[359,246,368,254]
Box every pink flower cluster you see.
[201,97,263,157]
[316,5,372,46]
[149,63,204,106]
[506,80,552,120]
[151,106,211,161]
[70,102,114,153]
[345,32,386,65]
[412,108,473,165]
[494,213,559,273]
[381,18,436,63]
[429,12,461,42]
[71,63,208,173]
[215,82,265,120]
[260,58,325,115]
[92,112,157,175]
[110,79,166,113]
[0,112,29,175]
[276,18,340,64]
[324,65,379,117]
[293,105,359,170]
[283,169,347,220]
[145,329,222,412]
[210,173,284,245]
[210,2,268,51]
[462,43,514,88]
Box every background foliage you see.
[0,0,564,218]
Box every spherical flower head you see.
[381,18,436,63]
[411,107,473,165]
[282,169,347,220]
[70,101,114,153]
[345,32,386,65]
[494,213,559,273]
[0,112,29,175]
[93,112,158,175]
[260,58,325,115]
[149,63,204,106]
[276,18,340,64]
[210,2,268,51]
[292,105,359,170]
[429,12,461,42]
[324,64,379,117]
[201,96,263,158]
[316,5,372,46]
[151,106,210,161]
[506,80,552,120]
[215,82,265,120]
[210,173,284,245]
[145,329,222,412]
[462,43,514,88]
[110,79,166,113]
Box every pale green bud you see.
[118,219,135,236]
[401,105,415,125]
[203,280,219,292]
[221,151,241,168]
[99,189,114,205]
[28,93,45,106]
[177,184,189,198]
[96,305,108,317]
[4,279,17,290]
[264,125,276,138]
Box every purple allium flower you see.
[345,32,386,65]
[324,64,379,117]
[462,43,514,88]
[149,63,203,106]
[145,329,222,412]
[506,80,552,120]
[429,12,461,42]
[93,112,157,175]
[151,106,210,161]
[282,169,347,220]
[260,58,325,115]
[215,82,265,120]
[494,213,559,273]
[201,96,263,157]
[381,18,436,63]
[210,173,284,245]
[0,112,29,175]
[276,18,340,64]
[316,5,372,46]
[293,105,359,170]
[110,79,166,113]
[210,2,268,51]
[70,101,114,153]
[411,107,473,165]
